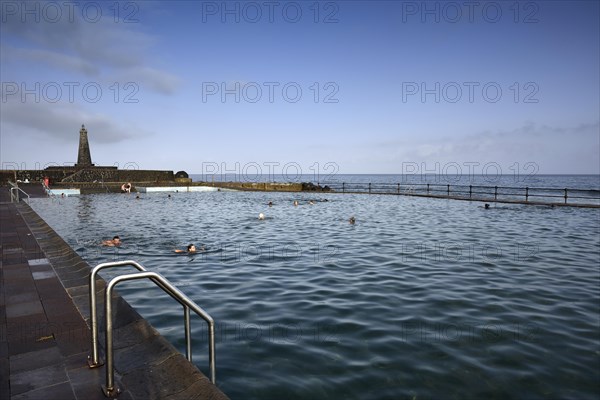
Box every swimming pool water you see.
[30,191,600,399]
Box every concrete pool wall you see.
[0,198,229,399]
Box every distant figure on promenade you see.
[102,236,121,246]
[175,244,197,253]
[259,213,265,220]
[349,216,356,224]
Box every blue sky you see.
[1,0,599,176]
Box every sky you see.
[1,0,599,178]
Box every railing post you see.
[184,306,192,361]
[342,182,345,193]
[103,280,119,398]
[564,188,568,204]
[88,260,148,369]
[209,321,216,384]
[494,186,498,200]
[525,187,529,201]
[447,184,450,196]
[427,184,430,194]
[469,185,472,199]
[368,183,371,194]
[397,183,400,194]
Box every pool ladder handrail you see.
[87,260,216,398]
[8,181,30,203]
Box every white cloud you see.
[2,45,100,76]
[111,66,181,95]
[361,121,600,174]
[0,99,149,143]
[1,8,179,95]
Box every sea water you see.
[29,179,600,399]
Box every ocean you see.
[189,173,600,190]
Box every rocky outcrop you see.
[301,182,331,191]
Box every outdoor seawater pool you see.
[30,191,600,399]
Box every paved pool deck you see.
[1,186,229,399]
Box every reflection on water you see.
[31,191,600,400]
[76,193,94,222]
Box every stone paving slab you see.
[10,363,69,395]
[9,347,63,373]
[11,381,76,400]
[1,197,230,399]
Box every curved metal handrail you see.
[88,260,148,367]
[9,186,30,203]
[101,271,216,397]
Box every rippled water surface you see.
[30,191,600,399]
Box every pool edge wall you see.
[16,202,230,400]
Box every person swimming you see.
[484,203,490,209]
[268,201,273,207]
[259,213,265,220]
[349,216,356,224]
[293,200,299,206]
[174,244,197,253]
[102,236,121,246]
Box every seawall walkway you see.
[1,188,229,399]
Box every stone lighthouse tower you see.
[76,124,93,168]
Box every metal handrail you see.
[87,262,216,397]
[88,260,148,368]
[102,271,216,397]
[41,181,54,197]
[9,186,30,203]
[324,181,600,206]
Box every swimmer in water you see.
[259,213,265,220]
[293,200,299,206]
[308,200,314,205]
[349,216,356,224]
[484,203,490,209]
[102,236,121,247]
[268,201,273,207]
[174,244,197,253]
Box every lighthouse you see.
[76,124,94,168]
